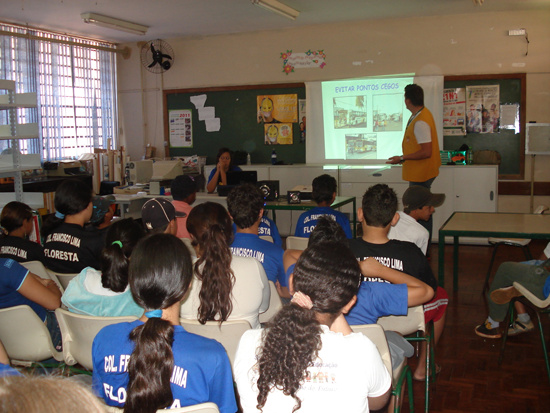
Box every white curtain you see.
[0,24,117,161]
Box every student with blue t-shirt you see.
[0,258,62,349]
[294,174,352,239]
[92,234,237,413]
[231,215,283,248]
[227,183,288,298]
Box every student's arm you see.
[283,249,301,272]
[359,258,434,306]
[206,168,220,193]
[18,271,62,310]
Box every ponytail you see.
[187,202,235,324]
[256,304,321,412]
[124,318,175,413]
[101,219,145,293]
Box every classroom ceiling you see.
[1,0,549,44]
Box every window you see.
[0,23,117,161]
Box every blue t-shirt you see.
[0,363,21,377]
[232,216,282,248]
[294,206,352,239]
[230,232,286,287]
[258,216,283,247]
[92,320,237,413]
[345,282,408,325]
[0,258,47,321]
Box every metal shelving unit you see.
[0,79,39,202]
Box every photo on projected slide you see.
[332,96,367,129]
[345,134,377,160]
[372,93,403,132]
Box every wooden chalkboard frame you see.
[163,83,305,164]
[443,73,526,180]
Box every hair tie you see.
[291,291,313,310]
[111,240,123,248]
[54,211,65,219]
[145,309,163,318]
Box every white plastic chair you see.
[180,237,198,259]
[259,235,274,243]
[285,236,309,251]
[179,318,251,368]
[46,269,79,290]
[0,305,63,365]
[351,324,413,413]
[259,280,283,324]
[378,305,432,412]
[55,308,138,370]
[20,260,64,292]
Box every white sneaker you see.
[508,320,534,336]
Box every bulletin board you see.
[443,73,526,180]
[163,83,306,165]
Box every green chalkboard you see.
[163,84,306,165]
[443,74,526,179]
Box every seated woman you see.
[0,258,62,349]
[42,179,104,273]
[61,218,145,318]
[235,241,391,413]
[0,201,44,263]
[181,202,270,329]
[206,147,241,193]
[92,233,237,413]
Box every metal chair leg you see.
[498,299,516,366]
[533,309,550,384]
[484,244,501,294]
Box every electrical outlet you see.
[508,29,526,36]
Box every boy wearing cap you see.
[349,183,448,381]
[171,175,197,239]
[388,186,445,255]
[141,198,178,235]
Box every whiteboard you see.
[526,123,550,155]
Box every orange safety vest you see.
[402,107,441,182]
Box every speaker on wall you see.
[257,180,279,201]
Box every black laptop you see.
[217,170,258,196]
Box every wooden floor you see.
[404,239,550,413]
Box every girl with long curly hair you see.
[235,241,391,412]
[180,202,269,329]
[92,233,237,413]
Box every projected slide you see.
[322,75,414,161]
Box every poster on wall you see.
[466,85,500,134]
[264,123,293,145]
[257,94,298,124]
[443,88,466,136]
[169,109,193,147]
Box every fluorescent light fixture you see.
[251,0,300,20]
[81,12,148,35]
[508,28,526,36]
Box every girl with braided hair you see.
[235,241,391,412]
[92,233,237,413]
[181,202,269,329]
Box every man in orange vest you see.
[387,84,441,249]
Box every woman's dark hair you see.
[186,202,235,324]
[41,179,93,237]
[124,233,193,413]
[100,219,145,293]
[1,201,33,235]
[256,242,360,412]
[216,147,233,168]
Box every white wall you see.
[117,9,550,211]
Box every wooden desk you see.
[438,212,550,291]
[265,196,357,237]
